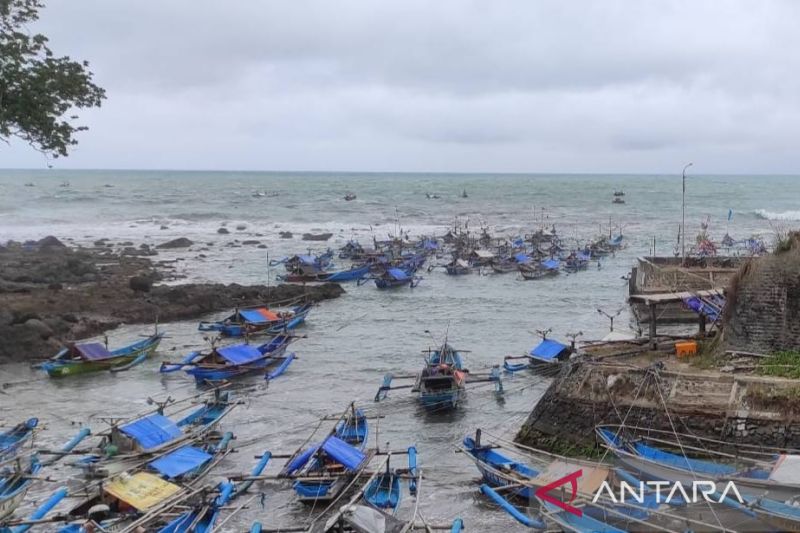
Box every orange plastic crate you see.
[675,341,698,358]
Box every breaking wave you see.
[754,209,800,221]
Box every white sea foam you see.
[754,209,800,221]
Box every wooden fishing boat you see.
[0,419,37,463]
[518,258,560,280]
[491,252,531,274]
[160,334,296,385]
[0,428,90,522]
[464,430,747,532]
[363,457,403,512]
[415,344,466,410]
[372,267,421,289]
[563,251,591,272]
[76,390,237,479]
[280,264,370,283]
[503,338,571,374]
[445,258,470,275]
[290,406,371,504]
[198,303,312,337]
[36,333,163,378]
[597,425,800,501]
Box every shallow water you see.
[1,171,798,531]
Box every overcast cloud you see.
[3,0,799,173]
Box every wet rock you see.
[279,231,293,239]
[156,237,194,249]
[302,233,333,241]
[94,239,108,246]
[25,318,53,339]
[257,244,267,249]
[236,224,247,231]
[242,240,261,245]
[217,227,230,234]
[37,236,66,249]
[160,225,168,230]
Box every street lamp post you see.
[681,162,693,265]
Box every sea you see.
[0,170,798,531]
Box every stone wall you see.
[724,236,800,354]
[516,360,800,453]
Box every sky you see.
[3,0,800,173]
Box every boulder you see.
[156,237,194,249]
[302,233,333,241]
[129,276,154,293]
[217,227,230,234]
[279,231,293,239]
[37,236,66,249]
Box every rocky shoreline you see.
[0,237,345,362]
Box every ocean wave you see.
[754,209,800,221]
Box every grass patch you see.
[745,385,800,413]
[757,351,800,379]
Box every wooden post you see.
[649,303,658,350]
[698,313,707,336]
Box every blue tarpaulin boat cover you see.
[76,343,114,361]
[148,445,212,478]
[217,344,263,365]
[577,252,592,261]
[530,339,568,360]
[239,309,270,324]
[297,255,317,265]
[387,268,410,281]
[121,414,183,450]
[284,436,366,475]
[513,253,530,263]
[541,259,560,270]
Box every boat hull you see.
[41,337,161,378]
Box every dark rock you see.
[257,244,267,249]
[160,225,168,230]
[156,237,194,249]
[48,282,63,291]
[236,224,247,231]
[129,276,153,293]
[302,233,333,241]
[242,240,261,245]
[217,227,230,234]
[279,231,293,239]
[37,236,66,249]
[25,318,53,339]
[94,239,108,246]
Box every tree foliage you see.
[0,0,105,158]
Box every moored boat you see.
[415,343,466,410]
[160,334,296,384]
[198,303,312,337]
[36,333,163,378]
[0,419,38,463]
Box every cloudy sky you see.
[3,1,800,173]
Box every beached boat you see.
[36,333,163,378]
[198,303,312,337]
[160,334,296,384]
[0,428,90,522]
[503,338,571,373]
[414,344,466,410]
[464,430,747,532]
[597,425,800,501]
[0,419,37,463]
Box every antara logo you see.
[592,480,745,505]
[533,470,746,518]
